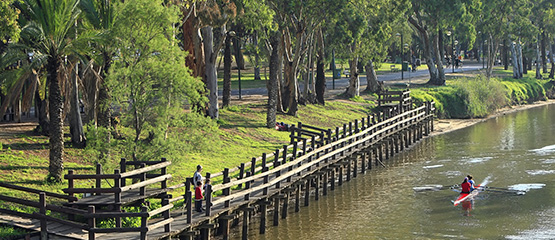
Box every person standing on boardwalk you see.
[195,181,204,212]
[193,165,203,188]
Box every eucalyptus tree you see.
[409,0,479,85]
[107,0,205,161]
[268,0,347,116]
[0,0,20,53]
[327,0,409,97]
[13,0,84,182]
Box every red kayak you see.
[453,184,481,206]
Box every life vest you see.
[461,182,471,193]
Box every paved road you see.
[220,62,485,97]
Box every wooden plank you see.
[120,161,171,178]
[148,204,173,217]
[120,174,172,192]
[147,218,173,231]
[0,182,76,201]
[64,174,120,180]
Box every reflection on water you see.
[231,104,555,240]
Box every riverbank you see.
[431,99,555,137]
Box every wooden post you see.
[120,158,127,187]
[273,197,280,226]
[161,158,168,190]
[300,139,306,156]
[331,169,336,190]
[343,124,347,138]
[241,207,254,240]
[281,193,289,219]
[140,206,148,240]
[274,149,280,168]
[39,193,47,240]
[114,169,122,228]
[162,197,171,232]
[251,157,256,176]
[282,145,288,163]
[353,155,358,178]
[223,168,230,207]
[335,126,340,140]
[259,201,269,234]
[346,160,351,182]
[292,141,298,159]
[304,179,310,206]
[244,172,251,200]
[96,163,102,195]
[231,163,240,189]
[140,163,146,196]
[295,185,301,212]
[314,176,320,201]
[355,119,359,133]
[263,175,269,195]
[262,153,268,172]
[206,183,213,216]
[338,166,343,186]
[220,214,234,240]
[88,206,95,240]
[323,171,329,196]
[67,170,74,203]
[185,178,192,224]
[361,152,366,173]
[361,118,365,131]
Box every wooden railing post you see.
[251,157,256,176]
[185,178,192,224]
[67,170,75,203]
[282,145,288,163]
[140,163,146,196]
[261,153,268,172]
[140,206,148,240]
[114,169,122,228]
[302,138,307,155]
[292,142,298,159]
[238,163,245,189]
[244,172,251,201]
[273,149,280,168]
[96,163,102,195]
[162,197,171,232]
[205,184,212,217]
[223,168,230,207]
[88,206,95,240]
[161,158,168,189]
[120,158,127,187]
[39,192,47,240]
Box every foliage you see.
[0,225,29,238]
[0,0,21,44]
[106,0,206,161]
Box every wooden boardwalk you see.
[0,102,435,240]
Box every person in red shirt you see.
[461,177,471,194]
[195,181,204,212]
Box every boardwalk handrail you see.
[205,104,433,209]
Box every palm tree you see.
[16,0,83,182]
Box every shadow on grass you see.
[2,142,48,151]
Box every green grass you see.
[0,225,30,238]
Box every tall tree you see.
[15,0,83,182]
[108,0,205,161]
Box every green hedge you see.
[411,75,550,119]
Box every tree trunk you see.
[315,29,325,105]
[253,32,261,80]
[69,62,86,148]
[303,33,314,102]
[408,17,441,85]
[202,26,219,119]
[511,42,520,78]
[35,90,49,135]
[345,58,359,97]
[517,42,523,78]
[266,33,280,128]
[365,59,381,93]
[432,34,446,85]
[284,61,298,116]
[523,56,528,74]
[550,41,555,79]
[536,36,542,79]
[233,38,246,70]
[541,32,547,73]
[503,39,509,70]
[222,37,232,107]
[182,13,199,77]
[47,56,64,183]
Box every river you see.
[232,103,555,239]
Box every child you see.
[467,175,476,191]
[195,181,204,212]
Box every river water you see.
[234,104,555,239]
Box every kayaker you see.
[467,175,476,191]
[461,177,471,194]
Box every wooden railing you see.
[170,102,434,223]
[378,89,412,112]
